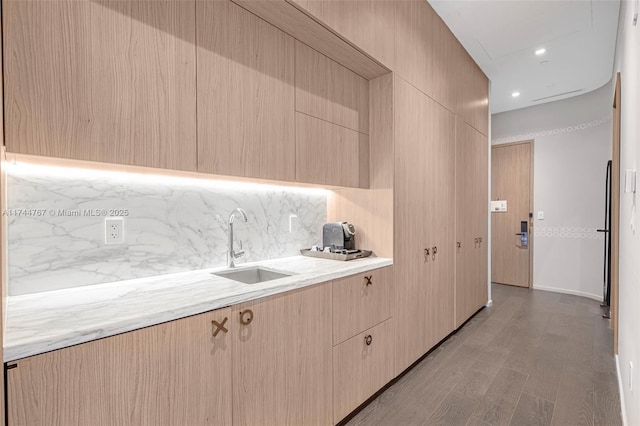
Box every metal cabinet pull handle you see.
[364,275,373,286]
[424,248,430,263]
[364,335,372,346]
[212,317,229,337]
[456,241,461,250]
[239,309,254,325]
[432,246,437,260]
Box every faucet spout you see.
[228,208,248,268]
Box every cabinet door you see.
[293,0,395,69]
[425,96,456,345]
[474,124,489,309]
[196,0,295,181]
[333,319,394,423]
[455,119,488,328]
[332,266,393,345]
[394,76,455,374]
[3,0,197,170]
[232,284,332,426]
[7,309,233,426]
[294,41,370,188]
[393,76,431,374]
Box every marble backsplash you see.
[7,165,327,295]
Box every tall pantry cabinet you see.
[393,77,456,375]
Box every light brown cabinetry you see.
[290,0,395,69]
[294,42,370,188]
[332,266,393,345]
[196,0,295,181]
[455,118,488,328]
[232,284,333,426]
[331,266,394,423]
[333,319,394,423]
[393,76,456,375]
[7,308,233,426]
[295,41,369,133]
[3,0,197,171]
[295,113,368,188]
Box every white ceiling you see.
[428,0,621,114]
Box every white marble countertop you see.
[4,255,392,362]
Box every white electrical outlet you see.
[105,218,124,244]
[630,361,634,392]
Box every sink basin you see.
[212,266,294,284]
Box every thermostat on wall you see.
[491,200,507,212]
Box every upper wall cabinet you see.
[295,41,369,133]
[456,55,489,137]
[196,1,296,182]
[3,0,197,171]
[294,41,370,188]
[290,0,395,69]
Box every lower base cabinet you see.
[333,319,394,423]
[7,308,233,426]
[5,275,400,426]
[232,284,333,426]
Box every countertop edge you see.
[4,258,393,362]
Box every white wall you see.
[612,0,640,423]
[492,83,613,300]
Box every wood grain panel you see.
[491,141,533,287]
[197,0,295,181]
[456,53,489,136]
[333,319,394,423]
[327,73,394,257]
[611,72,620,354]
[456,118,489,327]
[231,0,388,80]
[295,41,369,133]
[333,266,393,345]
[394,0,433,101]
[3,0,197,170]
[426,88,456,347]
[232,284,332,426]
[394,75,456,374]
[393,76,431,374]
[294,0,395,69]
[295,112,367,188]
[7,309,234,426]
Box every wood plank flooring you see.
[346,284,622,426]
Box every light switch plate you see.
[537,211,544,220]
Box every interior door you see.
[491,141,533,287]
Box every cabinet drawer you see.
[333,319,394,423]
[332,266,393,345]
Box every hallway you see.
[346,284,622,426]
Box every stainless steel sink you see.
[212,266,294,284]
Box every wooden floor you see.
[346,283,622,426]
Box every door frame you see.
[612,73,621,354]
[491,139,534,288]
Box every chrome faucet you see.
[228,208,248,268]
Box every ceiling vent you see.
[531,89,584,102]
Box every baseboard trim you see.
[532,285,602,301]
[615,355,628,426]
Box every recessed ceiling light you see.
[512,91,521,98]
[535,48,546,56]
